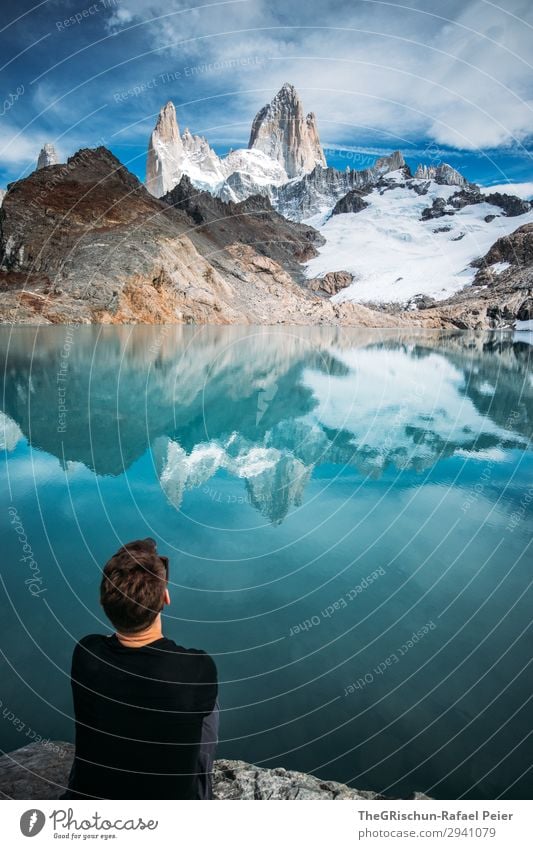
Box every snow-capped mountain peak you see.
[146,84,327,200]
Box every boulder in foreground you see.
[0,742,431,800]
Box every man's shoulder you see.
[73,633,110,658]
[159,640,217,681]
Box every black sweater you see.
[70,634,217,799]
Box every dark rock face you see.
[331,190,369,215]
[420,189,529,224]
[410,180,430,196]
[484,192,531,217]
[0,147,162,279]
[516,297,533,320]
[162,174,324,276]
[0,743,431,800]
[421,197,451,220]
[0,146,196,318]
[448,189,484,210]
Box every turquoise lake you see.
[1,325,532,799]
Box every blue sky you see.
[0,0,532,188]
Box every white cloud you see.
[0,124,51,168]
[112,0,533,150]
[481,181,533,198]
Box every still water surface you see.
[1,326,532,799]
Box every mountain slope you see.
[304,170,533,310]
[0,147,394,327]
[162,174,324,281]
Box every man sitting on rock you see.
[65,538,218,800]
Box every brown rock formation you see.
[0,146,395,327]
[309,270,354,296]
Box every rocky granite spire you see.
[248,83,326,179]
[36,143,58,170]
[146,101,185,197]
[414,162,467,187]
[146,103,226,195]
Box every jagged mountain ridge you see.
[271,150,407,220]
[146,101,227,197]
[143,85,473,221]
[145,84,328,201]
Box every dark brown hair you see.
[100,539,168,634]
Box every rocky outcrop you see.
[331,190,370,215]
[421,196,452,220]
[478,222,533,268]
[483,192,531,217]
[308,270,354,295]
[248,83,326,179]
[213,759,384,800]
[0,742,430,800]
[163,175,323,279]
[421,188,531,223]
[407,223,533,329]
[36,143,58,170]
[414,162,468,187]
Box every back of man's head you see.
[100,539,167,634]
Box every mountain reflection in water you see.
[2,326,531,524]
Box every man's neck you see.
[115,618,163,648]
